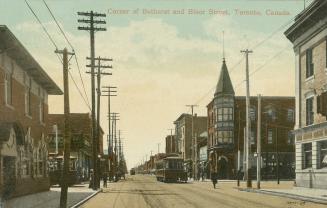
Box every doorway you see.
[2,156,16,199]
[218,157,228,179]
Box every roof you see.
[0,25,62,95]
[234,96,294,100]
[174,113,192,123]
[48,113,105,135]
[284,0,327,43]
[215,59,234,96]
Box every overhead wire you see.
[25,0,58,51]
[42,0,91,109]
[25,0,91,110]
[193,15,296,106]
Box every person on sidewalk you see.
[89,169,94,188]
[209,153,218,189]
[211,171,218,189]
[103,172,108,188]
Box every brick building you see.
[0,26,62,198]
[207,59,295,180]
[47,113,104,181]
[174,113,207,176]
[165,135,177,154]
[285,0,327,189]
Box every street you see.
[82,175,325,208]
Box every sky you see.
[0,0,313,169]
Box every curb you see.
[239,188,327,205]
[70,189,102,208]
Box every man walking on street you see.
[103,172,108,188]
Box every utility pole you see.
[257,94,261,189]
[186,104,198,180]
[168,128,174,153]
[157,143,160,154]
[237,110,241,187]
[56,48,75,208]
[111,113,120,181]
[102,86,117,177]
[241,49,253,188]
[243,127,247,181]
[86,56,112,188]
[77,10,106,190]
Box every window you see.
[287,131,294,145]
[303,143,312,169]
[317,92,327,117]
[250,130,255,145]
[25,78,31,116]
[306,48,314,78]
[268,129,273,144]
[306,97,314,126]
[265,106,277,121]
[287,109,295,122]
[217,107,233,122]
[4,72,13,105]
[217,130,233,144]
[38,148,43,176]
[250,107,256,121]
[318,140,327,169]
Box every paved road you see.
[82,175,325,208]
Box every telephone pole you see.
[56,48,75,208]
[111,113,120,181]
[86,56,112,188]
[241,49,253,188]
[77,10,106,190]
[186,104,198,179]
[168,128,174,153]
[257,94,262,189]
[102,86,117,177]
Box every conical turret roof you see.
[215,59,235,96]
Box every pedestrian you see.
[89,169,94,188]
[201,169,204,181]
[209,153,218,189]
[211,171,218,189]
[103,172,108,188]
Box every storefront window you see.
[303,143,312,169]
[319,141,327,169]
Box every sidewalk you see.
[3,182,99,208]
[237,180,327,205]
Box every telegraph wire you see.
[194,16,296,106]
[25,0,59,52]
[234,45,289,91]
[42,0,91,109]
[42,0,74,50]
[25,0,91,110]
[68,70,92,111]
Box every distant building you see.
[165,135,177,154]
[207,58,295,179]
[197,131,209,180]
[47,113,104,181]
[285,0,327,189]
[174,113,207,176]
[0,26,62,198]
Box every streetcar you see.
[48,155,79,186]
[155,157,187,183]
[130,168,136,175]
